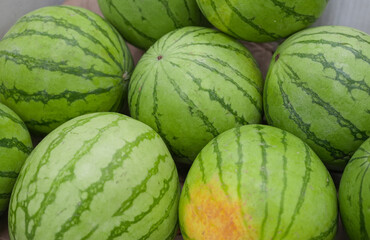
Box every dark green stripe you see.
[292,39,370,65]
[3,29,113,68]
[309,216,337,240]
[276,73,347,159]
[208,0,244,39]
[165,222,178,240]
[0,81,118,105]
[293,30,370,45]
[24,119,61,128]
[11,114,107,239]
[0,193,11,199]
[129,70,149,119]
[213,138,228,195]
[270,0,317,23]
[18,14,124,70]
[24,117,122,240]
[108,166,177,238]
[169,61,251,125]
[271,130,288,240]
[281,61,368,141]
[182,0,195,24]
[256,125,269,240]
[175,42,255,60]
[0,51,121,81]
[177,52,262,93]
[58,5,121,54]
[184,181,191,201]
[137,182,179,240]
[281,143,312,238]
[0,171,18,179]
[161,65,219,137]
[224,0,281,39]
[0,108,28,131]
[235,126,249,230]
[158,0,182,28]
[359,164,370,240]
[166,27,206,49]
[80,225,99,240]
[113,154,168,216]
[109,1,156,43]
[174,57,262,115]
[54,130,159,239]
[197,151,206,183]
[285,52,370,95]
[0,137,32,154]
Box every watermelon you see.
[128,26,263,163]
[179,124,338,239]
[196,0,328,42]
[98,0,203,50]
[339,138,370,240]
[8,112,180,239]
[0,6,133,134]
[0,103,32,214]
[263,26,370,170]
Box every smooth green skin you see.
[128,26,263,163]
[196,0,328,42]
[0,103,32,214]
[264,26,370,171]
[98,0,202,50]
[179,124,338,240]
[0,6,133,134]
[339,138,370,240]
[8,112,180,240]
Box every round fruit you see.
[179,124,338,240]
[9,112,179,240]
[0,6,133,134]
[339,138,370,240]
[98,0,203,49]
[0,103,32,214]
[264,26,370,170]
[128,26,263,163]
[196,0,328,42]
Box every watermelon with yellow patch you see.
[179,124,338,240]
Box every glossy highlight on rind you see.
[98,0,203,49]
[263,26,370,170]
[128,26,263,163]
[196,0,328,42]
[339,138,370,240]
[179,124,338,240]
[0,103,32,214]
[0,6,133,134]
[8,112,180,240]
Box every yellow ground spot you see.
[183,177,257,240]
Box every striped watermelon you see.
[9,112,180,239]
[0,103,32,214]
[98,0,202,50]
[196,0,328,42]
[179,124,338,240]
[339,138,370,240]
[0,6,133,134]
[264,26,370,170]
[128,26,263,163]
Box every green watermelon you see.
[8,112,180,239]
[179,124,338,239]
[98,0,203,50]
[0,103,32,214]
[339,138,370,240]
[263,26,370,170]
[196,0,328,42]
[128,26,263,163]
[0,6,133,134]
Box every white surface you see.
[0,0,64,38]
[314,0,370,33]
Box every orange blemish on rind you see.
[183,177,257,240]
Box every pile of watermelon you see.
[0,0,368,239]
